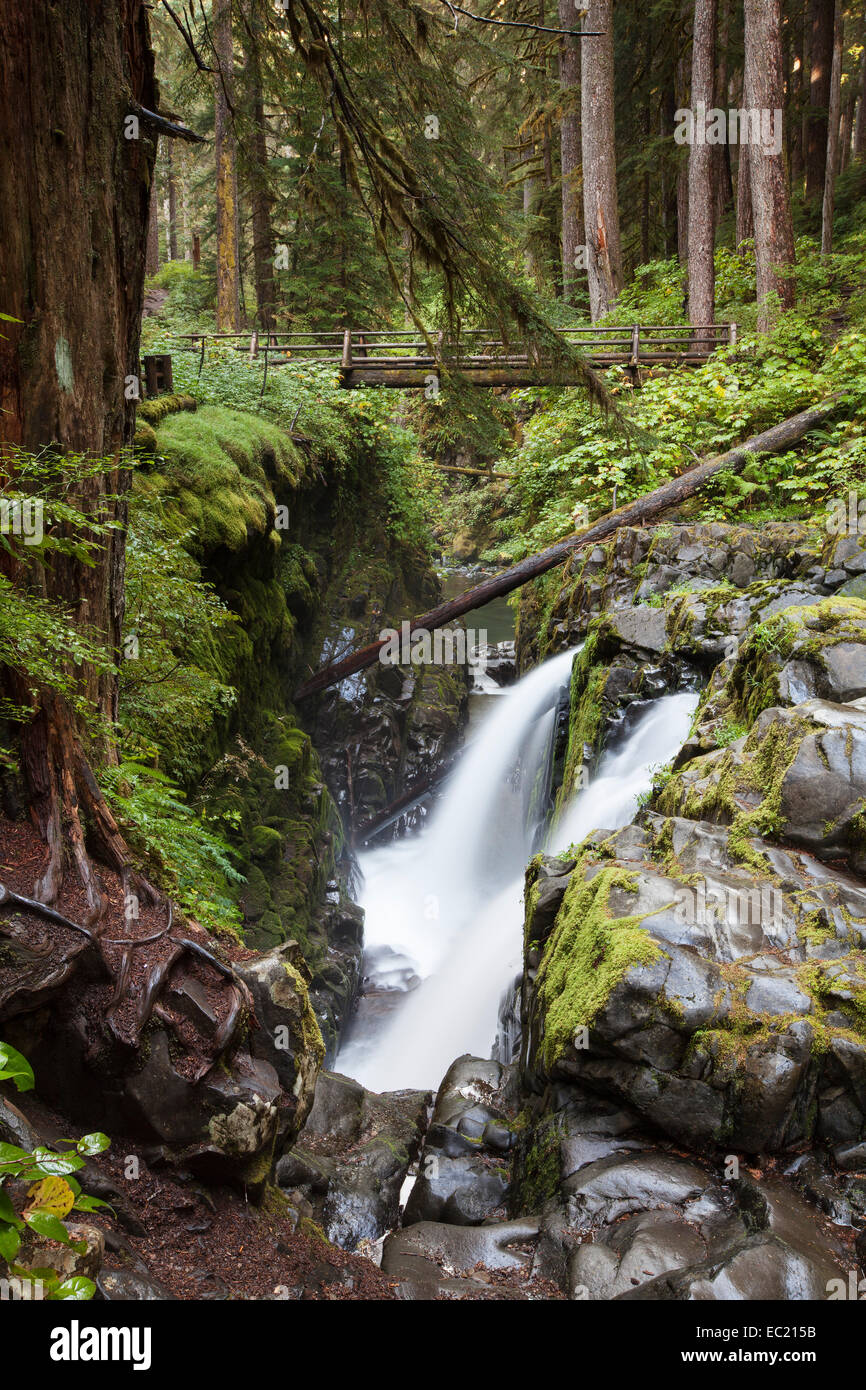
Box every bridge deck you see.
[172,323,736,388]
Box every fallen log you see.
[295,399,839,701]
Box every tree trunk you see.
[0,0,156,912]
[581,0,623,320]
[166,143,179,260]
[789,3,805,186]
[688,0,718,333]
[248,0,277,330]
[214,0,241,332]
[821,0,843,254]
[296,400,839,701]
[558,0,584,304]
[853,42,866,160]
[712,0,733,226]
[736,142,754,244]
[805,0,834,201]
[146,171,160,276]
[744,0,797,329]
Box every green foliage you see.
[0,448,122,767]
[99,761,245,939]
[470,225,866,554]
[0,1043,110,1299]
[119,495,239,783]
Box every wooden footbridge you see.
[171,322,737,389]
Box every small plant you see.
[0,1042,111,1300]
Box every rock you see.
[520,841,866,1152]
[97,1267,176,1300]
[16,1221,104,1286]
[277,1070,430,1250]
[404,1056,514,1227]
[236,940,324,1143]
[381,1217,541,1299]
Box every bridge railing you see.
[169,323,737,377]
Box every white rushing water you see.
[336,652,698,1093]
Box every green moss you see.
[535,864,662,1069]
[513,1120,560,1213]
[150,405,306,555]
[283,961,325,1066]
[656,709,808,874]
[138,393,197,423]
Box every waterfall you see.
[336,651,697,1093]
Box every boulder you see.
[276,1070,430,1250]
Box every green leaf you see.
[28,1147,84,1176]
[0,1040,35,1091]
[52,1276,96,1301]
[23,1210,72,1244]
[75,1131,110,1156]
[0,1189,24,1227]
[0,1223,22,1261]
[72,1193,114,1215]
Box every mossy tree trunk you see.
[0,0,156,914]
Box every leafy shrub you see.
[0,1042,110,1300]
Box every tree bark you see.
[853,41,866,159]
[146,170,160,276]
[821,0,844,254]
[558,0,584,303]
[166,143,179,260]
[0,0,156,911]
[296,400,839,701]
[805,0,835,201]
[736,142,754,244]
[744,0,796,330]
[580,0,623,320]
[248,0,277,330]
[214,0,241,332]
[688,0,718,333]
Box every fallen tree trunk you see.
[295,399,839,700]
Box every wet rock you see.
[404,1056,514,1226]
[520,841,866,1152]
[381,1216,541,1299]
[236,939,324,1143]
[277,1070,430,1250]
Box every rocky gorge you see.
[6,450,866,1302]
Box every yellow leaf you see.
[25,1176,75,1220]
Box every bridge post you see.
[729,322,738,346]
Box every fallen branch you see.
[295,399,839,700]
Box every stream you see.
[337,567,698,1092]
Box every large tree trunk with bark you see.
[146,172,160,276]
[821,0,844,254]
[0,0,156,914]
[166,144,179,260]
[581,0,623,320]
[558,0,584,303]
[688,0,718,333]
[855,44,866,160]
[247,0,277,330]
[805,0,835,201]
[214,0,241,333]
[744,0,796,330]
